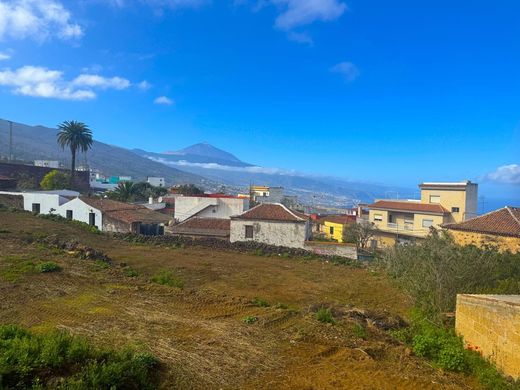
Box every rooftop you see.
[443,206,520,238]
[80,197,171,224]
[232,203,308,222]
[369,200,449,214]
[171,217,231,237]
[317,215,357,225]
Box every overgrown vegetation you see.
[0,324,159,389]
[150,271,184,288]
[36,261,61,273]
[40,170,70,190]
[251,297,270,307]
[315,307,335,324]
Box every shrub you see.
[242,315,258,324]
[251,297,270,307]
[123,267,139,277]
[316,307,335,324]
[151,271,184,288]
[40,170,70,190]
[0,325,158,389]
[352,323,367,339]
[37,261,61,273]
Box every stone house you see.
[170,217,230,239]
[442,206,520,253]
[230,203,311,249]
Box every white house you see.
[147,177,165,187]
[230,203,311,249]
[34,160,60,168]
[174,194,249,222]
[0,190,79,214]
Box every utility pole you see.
[8,120,13,162]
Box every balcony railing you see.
[385,223,419,233]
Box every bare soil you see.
[0,211,479,389]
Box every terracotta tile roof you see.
[317,215,357,225]
[171,217,230,237]
[443,207,520,238]
[231,203,309,222]
[369,200,449,214]
[80,197,171,224]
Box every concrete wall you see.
[303,241,357,259]
[175,196,248,222]
[55,198,103,231]
[420,184,478,223]
[0,191,70,214]
[448,229,520,253]
[230,219,310,249]
[456,294,520,379]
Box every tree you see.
[108,181,136,202]
[40,170,70,190]
[16,173,38,190]
[342,220,378,250]
[57,121,93,188]
[175,184,204,196]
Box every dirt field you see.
[0,211,479,389]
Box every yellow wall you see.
[420,184,478,223]
[456,294,520,379]
[368,209,446,238]
[322,221,345,242]
[448,229,520,253]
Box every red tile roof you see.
[317,215,357,225]
[369,200,449,214]
[231,203,309,222]
[443,207,520,238]
[170,217,230,237]
[80,197,171,224]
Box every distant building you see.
[147,177,165,187]
[443,206,520,253]
[250,185,301,209]
[34,160,60,169]
[367,181,478,247]
[174,194,248,222]
[89,171,132,191]
[230,203,311,249]
[316,215,357,242]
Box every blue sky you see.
[0,0,518,201]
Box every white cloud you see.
[154,95,174,105]
[107,0,208,9]
[482,164,520,185]
[0,65,134,100]
[272,0,347,30]
[0,0,83,42]
[330,61,359,82]
[138,80,152,90]
[0,51,10,60]
[287,31,313,45]
[72,74,131,90]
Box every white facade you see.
[55,198,103,230]
[230,219,311,249]
[147,177,165,187]
[0,190,78,214]
[175,196,248,222]
[34,160,60,168]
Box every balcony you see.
[382,222,426,237]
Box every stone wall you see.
[230,219,310,249]
[448,230,520,253]
[455,294,520,379]
[0,162,89,191]
[0,194,23,209]
[303,241,357,259]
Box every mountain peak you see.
[163,143,244,164]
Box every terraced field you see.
[0,210,479,389]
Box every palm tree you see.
[57,120,93,188]
[110,181,136,202]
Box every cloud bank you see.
[0,0,83,42]
[482,164,520,185]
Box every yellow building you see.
[368,181,478,247]
[443,206,520,253]
[317,215,357,242]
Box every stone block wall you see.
[455,294,520,379]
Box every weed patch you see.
[251,297,270,307]
[352,323,367,339]
[151,271,184,288]
[37,261,61,273]
[242,315,258,324]
[316,307,335,324]
[123,267,139,277]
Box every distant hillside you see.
[0,119,210,186]
[135,142,251,168]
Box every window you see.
[388,215,393,223]
[374,214,383,222]
[329,226,334,235]
[429,195,441,204]
[422,219,434,228]
[451,207,460,213]
[31,203,40,214]
[245,225,254,239]
[66,210,73,220]
[88,212,96,226]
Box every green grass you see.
[123,267,139,277]
[251,297,270,307]
[36,261,61,273]
[0,324,158,389]
[150,271,184,288]
[242,315,258,324]
[352,323,367,339]
[0,256,36,282]
[316,307,335,324]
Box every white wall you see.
[175,196,248,222]
[147,177,165,187]
[56,198,103,231]
[230,219,310,249]
[0,191,68,214]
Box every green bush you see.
[37,262,61,273]
[242,315,258,324]
[151,271,184,288]
[316,308,335,324]
[251,297,270,307]
[123,267,139,277]
[352,323,367,339]
[0,324,158,389]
